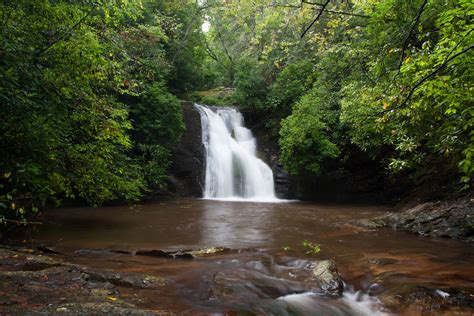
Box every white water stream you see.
[195,104,278,202]
[277,290,390,316]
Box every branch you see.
[204,36,219,62]
[322,9,369,18]
[301,0,331,38]
[268,4,301,9]
[217,29,233,63]
[269,2,369,18]
[302,0,326,6]
[396,0,428,74]
[196,3,217,11]
[213,19,234,64]
[35,5,97,58]
[373,44,473,116]
[444,28,473,60]
[2,219,42,225]
[171,5,200,63]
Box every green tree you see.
[279,85,340,175]
[0,0,195,226]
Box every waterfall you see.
[195,104,278,202]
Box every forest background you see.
[0,0,472,226]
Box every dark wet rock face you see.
[168,101,205,197]
[273,162,294,198]
[357,199,474,242]
[255,141,295,199]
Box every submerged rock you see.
[47,303,157,315]
[188,247,230,256]
[356,218,386,229]
[82,268,167,288]
[134,247,229,259]
[138,249,193,259]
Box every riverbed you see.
[13,198,474,315]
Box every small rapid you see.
[277,290,390,316]
[195,104,278,202]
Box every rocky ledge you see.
[356,198,474,242]
[0,246,344,315]
[0,247,169,314]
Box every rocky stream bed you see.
[2,197,473,315]
[0,243,473,315]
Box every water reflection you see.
[199,200,273,247]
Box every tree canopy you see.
[0,0,209,225]
[1,0,472,225]
[200,0,473,185]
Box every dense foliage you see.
[1,0,472,226]
[0,0,208,225]
[201,0,473,187]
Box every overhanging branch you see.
[396,0,428,74]
[373,44,473,116]
[301,0,330,38]
[35,5,97,58]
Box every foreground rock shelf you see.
[0,247,167,314]
[0,246,349,315]
[0,245,472,315]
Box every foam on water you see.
[277,290,391,316]
[341,290,391,316]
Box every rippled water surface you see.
[33,199,474,315]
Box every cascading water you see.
[195,104,278,201]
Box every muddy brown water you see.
[30,198,474,315]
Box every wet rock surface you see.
[135,247,229,259]
[0,245,356,315]
[273,162,295,198]
[356,199,474,242]
[177,251,348,314]
[0,247,166,315]
[340,250,474,316]
[168,101,205,197]
[379,285,474,315]
[1,244,473,315]
[205,258,342,301]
